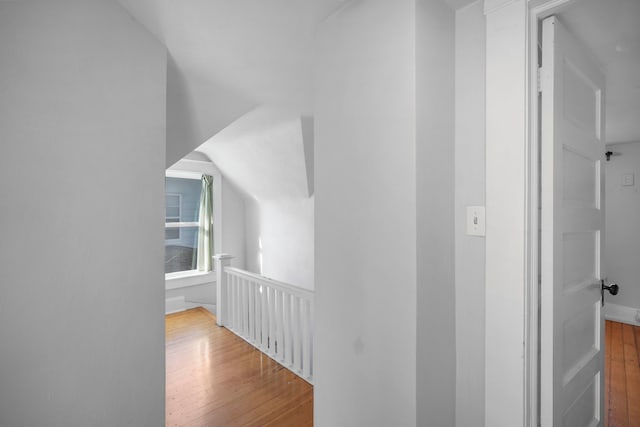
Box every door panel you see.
[562,231,597,292]
[541,15,606,427]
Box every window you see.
[164,174,212,275]
[165,193,182,241]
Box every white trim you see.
[605,303,640,327]
[165,296,186,314]
[165,270,215,290]
[184,302,216,315]
[486,1,600,424]
[525,2,590,426]
[164,222,198,228]
[165,169,203,180]
[167,158,221,175]
[484,2,529,426]
[165,192,182,242]
[525,4,539,422]
[225,267,314,300]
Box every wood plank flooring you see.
[167,313,637,426]
[606,320,640,427]
[166,307,313,427]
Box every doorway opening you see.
[531,0,640,425]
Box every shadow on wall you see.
[166,54,254,168]
[194,106,315,289]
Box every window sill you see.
[165,270,216,290]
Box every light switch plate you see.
[622,173,635,187]
[466,206,486,237]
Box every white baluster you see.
[302,299,311,379]
[228,273,234,330]
[268,287,276,356]
[245,279,250,337]
[212,266,313,384]
[293,296,301,374]
[234,275,240,332]
[276,290,285,361]
[248,280,255,342]
[213,254,234,327]
[240,278,246,336]
[308,298,314,379]
[243,278,249,337]
[261,284,269,351]
[237,276,242,334]
[283,293,292,366]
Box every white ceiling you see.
[117,0,640,158]
[117,0,345,168]
[117,0,345,116]
[196,106,311,201]
[559,0,640,143]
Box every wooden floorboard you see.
[167,313,640,426]
[607,320,640,427]
[623,324,640,425]
[607,320,612,424]
[166,307,313,427]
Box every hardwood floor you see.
[606,320,640,427]
[166,307,313,427]
[167,312,637,426]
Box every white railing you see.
[214,255,314,383]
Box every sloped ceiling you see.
[118,0,343,159]
[120,0,640,150]
[117,0,342,196]
[117,0,342,114]
[195,106,311,201]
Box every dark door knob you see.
[601,280,620,306]
[603,283,619,296]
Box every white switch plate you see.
[466,206,485,237]
[622,173,635,187]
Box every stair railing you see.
[214,254,314,383]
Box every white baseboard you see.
[166,297,217,316]
[185,301,216,316]
[165,296,186,314]
[605,302,640,326]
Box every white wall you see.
[166,57,253,168]
[0,1,166,425]
[605,142,640,315]
[453,2,486,425]
[244,197,314,289]
[221,179,247,270]
[484,1,529,424]
[416,0,456,426]
[314,1,417,425]
[166,284,216,313]
[196,106,314,290]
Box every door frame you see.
[484,0,590,426]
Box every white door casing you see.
[540,15,606,427]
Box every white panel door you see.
[540,15,606,427]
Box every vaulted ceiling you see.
[116,0,348,202]
[118,0,640,177]
[118,0,346,113]
[118,0,344,162]
[116,0,347,199]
